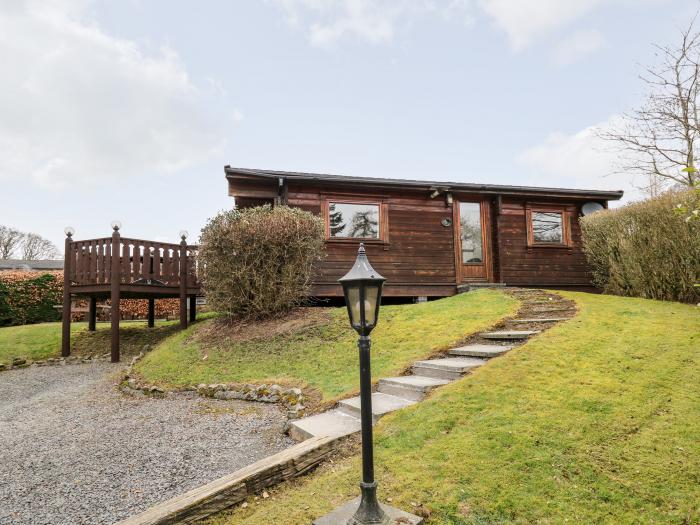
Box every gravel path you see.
[0,363,293,525]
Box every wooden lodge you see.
[225,166,623,298]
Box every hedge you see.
[580,190,700,303]
[0,271,180,326]
[198,205,325,319]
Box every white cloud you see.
[272,0,472,47]
[517,116,644,203]
[478,0,608,51]
[553,29,606,65]
[0,0,224,190]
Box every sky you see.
[1,0,698,252]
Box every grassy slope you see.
[135,290,518,401]
[206,292,700,525]
[0,320,180,364]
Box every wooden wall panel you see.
[497,198,591,286]
[287,183,456,293]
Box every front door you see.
[456,200,490,281]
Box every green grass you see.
[135,289,519,401]
[0,319,181,364]
[204,292,700,525]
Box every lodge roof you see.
[0,259,64,271]
[224,166,624,201]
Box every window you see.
[327,202,380,239]
[459,202,483,263]
[532,212,563,243]
[526,206,571,247]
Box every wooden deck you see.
[61,228,200,362]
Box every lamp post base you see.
[313,497,424,525]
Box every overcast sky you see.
[1,0,697,251]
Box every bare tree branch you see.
[600,17,700,195]
[0,226,24,259]
[21,233,58,260]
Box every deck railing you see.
[67,237,197,287]
[62,228,200,363]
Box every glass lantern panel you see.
[346,285,361,328]
[363,285,379,327]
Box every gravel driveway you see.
[0,363,293,525]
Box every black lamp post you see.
[314,244,422,525]
[339,243,388,525]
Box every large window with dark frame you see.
[327,202,381,239]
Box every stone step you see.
[510,318,567,323]
[480,330,540,340]
[530,307,574,313]
[412,356,487,380]
[448,344,513,358]
[377,375,450,401]
[288,409,361,441]
[337,392,417,423]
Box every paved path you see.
[0,363,293,525]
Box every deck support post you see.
[147,298,155,328]
[179,237,188,330]
[61,232,73,357]
[189,295,196,323]
[110,227,121,363]
[88,296,97,332]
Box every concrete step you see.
[377,375,449,401]
[480,330,540,340]
[448,344,513,358]
[412,356,487,380]
[338,392,417,423]
[288,409,361,441]
[510,318,567,323]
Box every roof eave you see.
[224,166,624,201]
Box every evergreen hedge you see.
[0,271,62,326]
[580,190,700,303]
[0,270,181,326]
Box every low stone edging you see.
[114,434,339,525]
[0,353,112,372]
[119,352,306,417]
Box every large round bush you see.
[198,205,325,319]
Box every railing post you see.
[189,295,196,323]
[179,236,188,330]
[148,298,155,328]
[88,296,97,332]
[61,231,73,357]
[110,226,121,362]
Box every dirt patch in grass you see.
[191,308,331,348]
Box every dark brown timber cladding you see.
[497,198,591,286]
[288,184,456,297]
[225,168,623,296]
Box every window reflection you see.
[460,202,483,263]
[532,212,563,243]
[328,202,380,239]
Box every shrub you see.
[198,205,325,319]
[0,271,62,326]
[580,190,700,303]
[0,270,181,325]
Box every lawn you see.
[135,289,519,401]
[204,291,700,525]
[0,320,180,365]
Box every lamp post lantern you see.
[314,244,423,525]
[338,243,387,525]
